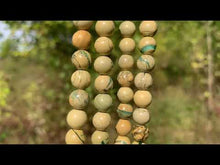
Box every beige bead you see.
[71,70,91,89]
[72,30,91,50]
[117,87,134,103]
[134,72,153,90]
[73,21,93,30]
[94,56,113,74]
[133,108,150,125]
[92,112,111,131]
[117,70,134,87]
[66,109,87,129]
[115,136,131,144]
[65,129,86,144]
[94,75,113,93]
[69,89,89,109]
[133,90,152,108]
[95,21,115,36]
[94,37,113,55]
[91,130,109,144]
[119,38,136,54]
[71,50,92,69]
[118,55,134,70]
[138,37,156,55]
[139,21,157,37]
[132,126,149,142]
[137,55,155,72]
[119,21,136,37]
[116,119,132,136]
[117,103,133,118]
[93,94,113,111]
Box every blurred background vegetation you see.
[0,21,220,144]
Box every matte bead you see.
[139,21,157,37]
[119,38,135,54]
[117,103,133,118]
[93,94,113,111]
[132,108,150,125]
[65,129,86,144]
[91,130,109,144]
[71,70,91,89]
[137,55,155,72]
[118,55,134,70]
[119,21,136,37]
[117,70,134,87]
[95,21,115,37]
[72,30,91,50]
[94,37,113,55]
[115,119,132,136]
[138,37,156,55]
[66,109,87,129]
[94,75,113,93]
[115,136,131,144]
[92,112,111,131]
[132,126,149,142]
[117,87,134,103]
[73,21,93,30]
[71,50,92,69]
[133,90,152,108]
[94,56,113,74]
[69,89,89,109]
[134,72,153,90]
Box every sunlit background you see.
[0,21,220,144]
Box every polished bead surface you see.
[117,103,133,118]
[73,21,93,30]
[94,37,113,55]
[72,30,91,50]
[138,37,156,55]
[69,89,89,109]
[71,70,91,89]
[115,135,131,144]
[71,50,92,69]
[66,109,87,129]
[94,56,113,74]
[119,21,136,37]
[134,72,153,90]
[92,112,111,131]
[117,87,134,103]
[117,70,134,87]
[118,55,134,70]
[94,94,112,111]
[119,38,136,54]
[94,75,113,93]
[65,129,86,144]
[132,126,149,142]
[133,90,152,108]
[139,21,157,37]
[137,55,155,72]
[133,108,150,125]
[95,21,115,37]
[115,119,132,136]
[91,130,109,144]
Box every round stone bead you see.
[66,109,87,129]
[93,94,112,112]
[139,21,157,37]
[95,21,115,37]
[137,55,155,72]
[117,103,133,118]
[91,130,109,144]
[132,108,150,125]
[132,126,149,142]
[115,119,132,136]
[119,38,136,54]
[134,72,153,90]
[94,56,113,74]
[94,75,113,93]
[115,136,131,144]
[71,50,92,69]
[119,21,136,37]
[69,89,89,109]
[65,129,86,144]
[118,55,134,70]
[71,70,91,89]
[133,90,152,108]
[117,87,134,103]
[73,21,93,30]
[117,70,134,87]
[138,37,156,55]
[92,112,111,131]
[94,37,113,55]
[72,30,91,50]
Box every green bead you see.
[94,94,113,112]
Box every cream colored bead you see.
[137,55,155,72]
[117,87,134,103]
[133,90,152,108]
[69,89,89,109]
[94,75,113,93]
[117,70,134,87]
[117,103,133,119]
[94,94,112,112]
[95,21,115,36]
[94,37,113,55]
[73,21,93,30]
[139,21,157,37]
[118,55,134,70]
[116,119,132,136]
[119,38,136,54]
[94,56,113,74]
[66,109,87,129]
[119,21,136,37]
[65,129,86,144]
[91,130,109,144]
[92,112,111,131]
[138,37,156,55]
[71,70,91,89]
[134,72,153,90]
[71,50,92,69]
[72,30,91,50]
[115,136,131,144]
[133,108,150,125]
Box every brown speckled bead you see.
[137,55,155,72]
[119,21,136,37]
[72,30,92,50]
[138,37,156,55]
[94,75,113,93]
[139,21,157,37]
[117,87,134,103]
[119,38,136,54]
[65,129,86,144]
[94,56,113,74]
[117,70,134,87]
[73,21,93,30]
[116,119,132,136]
[69,89,89,109]
[95,21,115,37]
[118,55,134,70]
[132,126,149,142]
[134,72,153,90]
[133,90,152,108]
[71,50,92,69]
[71,70,91,89]
[115,135,131,144]
[94,37,113,55]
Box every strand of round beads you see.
[114,21,137,144]
[91,21,115,144]
[131,21,158,144]
[65,21,93,144]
